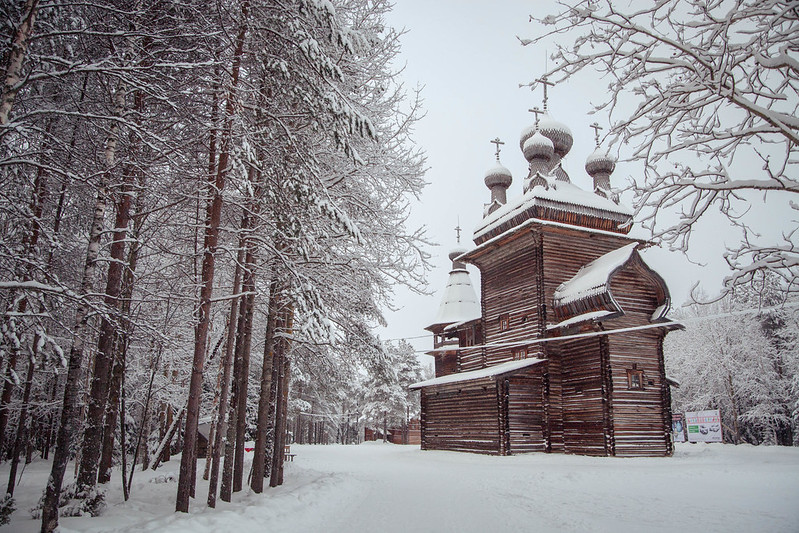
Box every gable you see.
[551,244,670,324]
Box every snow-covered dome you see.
[585,148,616,176]
[484,164,512,189]
[522,131,554,162]
[538,115,573,157]
[519,124,537,151]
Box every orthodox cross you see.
[534,75,555,112]
[528,106,544,126]
[490,137,504,161]
[455,221,462,244]
[590,122,603,147]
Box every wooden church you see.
[411,101,681,457]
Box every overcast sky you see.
[375,1,765,356]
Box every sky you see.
[373,1,780,357]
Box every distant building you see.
[412,107,680,457]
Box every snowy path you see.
[5,442,799,532]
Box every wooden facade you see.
[414,116,680,457]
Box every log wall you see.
[420,378,501,454]
[556,337,611,456]
[507,369,547,453]
[607,264,672,456]
[476,233,545,371]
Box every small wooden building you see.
[412,114,681,457]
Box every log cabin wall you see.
[543,348,564,452]
[506,366,548,454]
[557,337,612,456]
[540,227,632,308]
[435,351,458,378]
[607,264,672,456]
[420,377,501,454]
[474,233,544,370]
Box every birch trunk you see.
[0,0,39,125]
[39,78,124,533]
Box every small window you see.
[512,348,526,360]
[499,313,510,331]
[627,369,644,390]
[462,327,475,347]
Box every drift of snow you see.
[3,442,798,532]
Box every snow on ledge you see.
[546,310,617,331]
[409,358,545,390]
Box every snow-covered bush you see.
[0,494,15,526]
[30,483,106,519]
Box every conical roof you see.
[427,248,480,329]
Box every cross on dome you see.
[534,75,555,112]
[528,106,544,126]
[490,137,504,161]
[455,222,462,244]
[590,122,603,147]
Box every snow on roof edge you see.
[410,358,545,389]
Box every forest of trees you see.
[0,0,429,530]
[665,278,799,447]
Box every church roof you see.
[473,175,633,243]
[426,265,480,331]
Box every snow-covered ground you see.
[4,442,799,532]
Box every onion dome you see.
[585,148,616,176]
[537,115,573,157]
[522,131,554,162]
[519,124,537,151]
[484,164,513,189]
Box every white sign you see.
[685,410,722,443]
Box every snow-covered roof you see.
[554,243,638,307]
[443,317,481,332]
[546,310,617,331]
[427,268,480,330]
[463,217,643,265]
[473,176,632,242]
[409,357,545,389]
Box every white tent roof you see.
[428,267,480,329]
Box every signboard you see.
[685,410,722,443]
[672,413,685,443]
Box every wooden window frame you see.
[499,313,510,332]
[512,347,526,360]
[627,369,644,390]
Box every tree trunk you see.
[6,346,35,496]
[233,250,256,493]
[270,305,293,488]
[40,78,123,533]
[97,85,145,486]
[250,278,279,492]
[207,246,245,508]
[175,0,249,512]
[0,0,39,125]
[77,77,135,489]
